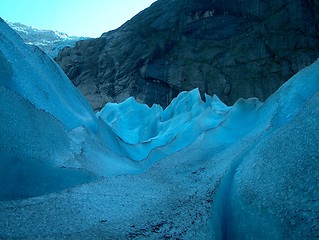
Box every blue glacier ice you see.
[0,17,318,239]
[97,89,232,162]
[0,18,96,131]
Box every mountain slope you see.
[8,21,87,58]
[55,0,319,110]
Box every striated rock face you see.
[55,0,319,110]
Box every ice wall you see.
[0,18,98,200]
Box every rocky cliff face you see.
[55,0,319,110]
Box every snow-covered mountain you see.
[7,21,87,58]
[0,17,318,239]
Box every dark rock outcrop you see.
[55,0,319,110]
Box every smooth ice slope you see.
[0,18,141,199]
[0,85,95,201]
[0,18,98,200]
[0,18,96,131]
[224,61,319,239]
[228,91,319,239]
[210,59,319,239]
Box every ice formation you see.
[0,18,318,239]
[0,18,96,131]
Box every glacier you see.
[7,21,87,58]
[0,17,318,239]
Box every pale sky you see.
[0,0,157,37]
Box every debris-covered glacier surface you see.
[0,18,318,239]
